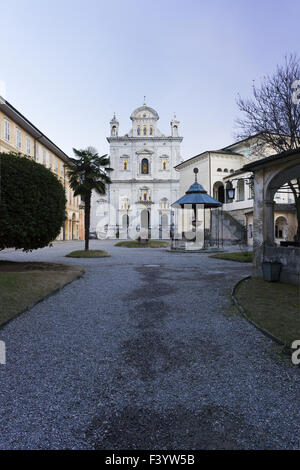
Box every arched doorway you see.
[122,213,129,229]
[141,209,150,239]
[159,213,169,239]
[64,219,69,240]
[250,152,300,283]
[275,216,288,241]
[213,182,225,203]
[264,162,300,245]
[71,213,77,240]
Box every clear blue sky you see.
[1,0,299,159]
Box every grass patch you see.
[235,278,300,345]
[115,240,170,248]
[211,251,253,263]
[66,250,110,258]
[0,261,84,327]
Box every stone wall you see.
[254,246,300,285]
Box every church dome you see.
[130,105,159,121]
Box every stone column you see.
[253,169,276,277]
[252,171,264,277]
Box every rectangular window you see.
[249,182,254,199]
[16,128,22,149]
[35,143,39,161]
[49,153,52,168]
[55,157,58,172]
[26,136,31,155]
[42,148,46,165]
[4,119,10,141]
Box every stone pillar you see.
[253,168,276,277]
[252,171,264,277]
[264,200,275,246]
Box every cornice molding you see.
[136,149,154,155]
[107,136,183,143]
[111,179,179,184]
[175,151,242,171]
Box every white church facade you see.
[91,103,183,239]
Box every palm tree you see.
[67,147,112,250]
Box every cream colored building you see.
[0,98,83,240]
[175,133,297,245]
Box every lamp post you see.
[225,175,253,201]
[226,186,235,200]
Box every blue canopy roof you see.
[172,180,222,208]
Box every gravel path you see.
[0,240,299,449]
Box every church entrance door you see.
[141,209,150,239]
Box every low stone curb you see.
[0,267,85,331]
[231,276,293,355]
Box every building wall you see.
[178,155,210,196]
[176,137,297,247]
[0,108,83,241]
[252,155,300,284]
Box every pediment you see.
[136,149,154,155]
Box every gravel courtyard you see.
[0,240,299,450]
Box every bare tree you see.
[236,54,300,241]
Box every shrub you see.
[0,152,66,251]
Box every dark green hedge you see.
[0,152,66,251]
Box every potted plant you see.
[262,260,282,282]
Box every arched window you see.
[230,169,234,173]
[149,126,153,135]
[275,217,287,239]
[123,160,128,170]
[213,182,225,203]
[224,168,228,173]
[141,158,149,174]
[122,198,129,210]
[217,168,222,172]
[137,126,141,136]
[143,126,147,136]
[162,160,167,170]
[160,198,168,209]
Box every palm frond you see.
[67,147,113,198]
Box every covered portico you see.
[243,148,300,285]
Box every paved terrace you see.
[0,240,299,449]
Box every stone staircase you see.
[211,210,247,245]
